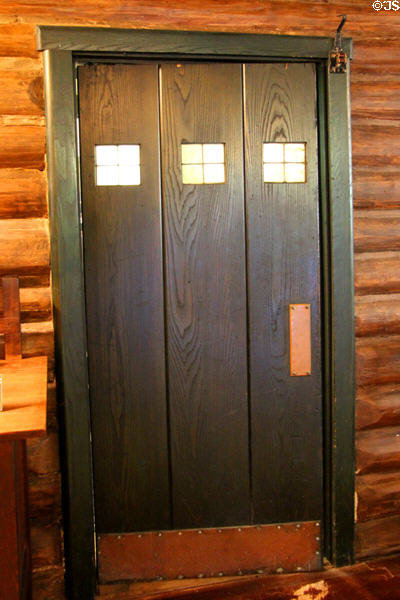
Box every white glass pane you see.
[263,143,284,163]
[285,163,306,183]
[285,143,305,163]
[96,145,118,166]
[203,143,224,164]
[204,163,225,184]
[96,165,119,186]
[182,164,204,184]
[119,165,141,185]
[263,163,284,183]
[182,144,203,164]
[118,145,140,166]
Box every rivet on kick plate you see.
[296,524,301,529]
[257,569,264,574]
[198,573,204,578]
[218,572,224,577]
[198,530,203,534]
[158,532,163,537]
[276,568,284,574]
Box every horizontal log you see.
[0,285,52,322]
[20,287,52,322]
[0,169,47,218]
[352,121,400,158]
[355,515,400,559]
[0,219,49,274]
[356,335,400,387]
[27,472,62,522]
[1,320,55,371]
[3,2,400,38]
[356,383,400,431]
[353,169,400,210]
[0,57,43,115]
[356,426,400,475]
[354,210,400,253]
[0,118,45,169]
[0,24,38,58]
[355,252,400,296]
[351,64,400,83]
[355,295,400,337]
[27,431,60,476]
[356,471,400,522]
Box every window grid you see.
[95,144,141,186]
[181,143,225,184]
[263,142,306,183]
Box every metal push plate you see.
[289,304,311,376]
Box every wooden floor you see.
[97,554,400,599]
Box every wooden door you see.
[78,61,323,582]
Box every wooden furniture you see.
[0,278,47,599]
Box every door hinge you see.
[329,15,348,73]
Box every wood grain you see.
[356,384,400,431]
[245,63,322,524]
[357,471,400,522]
[0,120,45,169]
[354,210,400,253]
[355,252,400,295]
[0,58,43,115]
[161,63,249,528]
[356,336,400,387]
[0,169,48,218]
[0,219,49,275]
[79,64,169,533]
[355,515,400,559]
[355,294,400,337]
[356,426,400,475]
[0,356,47,440]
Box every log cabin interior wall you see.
[0,1,399,598]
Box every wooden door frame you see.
[38,26,354,600]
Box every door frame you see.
[38,26,354,600]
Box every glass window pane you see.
[285,163,306,183]
[182,144,203,164]
[203,143,224,164]
[182,164,204,184]
[263,143,284,163]
[96,165,119,186]
[285,143,305,163]
[118,145,140,165]
[264,163,284,183]
[204,163,225,184]
[119,165,141,185]
[96,145,118,166]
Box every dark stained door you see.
[78,61,323,580]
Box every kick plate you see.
[98,521,321,582]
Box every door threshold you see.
[96,554,400,599]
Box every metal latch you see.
[329,15,348,73]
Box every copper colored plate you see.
[289,304,311,377]
[98,521,321,583]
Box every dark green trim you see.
[317,63,333,562]
[37,26,352,59]
[39,26,354,598]
[43,50,96,599]
[326,65,355,566]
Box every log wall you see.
[0,1,398,597]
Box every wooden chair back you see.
[0,277,22,360]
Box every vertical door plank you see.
[160,63,249,528]
[78,64,170,532]
[244,63,323,524]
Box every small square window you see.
[181,143,225,185]
[263,142,306,184]
[95,144,141,186]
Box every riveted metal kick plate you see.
[97,521,321,582]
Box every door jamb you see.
[39,26,354,600]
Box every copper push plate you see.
[289,304,311,376]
